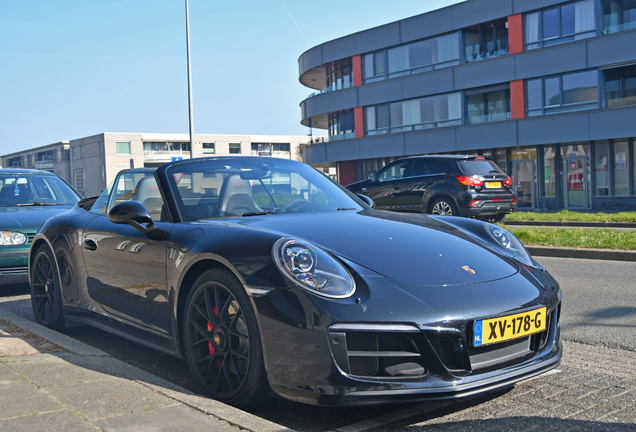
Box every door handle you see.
[83,239,97,251]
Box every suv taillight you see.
[503,176,512,187]
[457,176,483,187]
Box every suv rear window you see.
[458,160,503,175]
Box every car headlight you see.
[273,237,355,299]
[486,225,534,267]
[0,231,27,246]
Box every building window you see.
[614,139,630,195]
[251,143,271,157]
[386,33,460,79]
[605,64,636,108]
[365,105,388,135]
[602,0,636,34]
[366,93,462,135]
[74,168,85,194]
[542,146,557,197]
[272,143,290,159]
[229,143,241,154]
[116,141,131,155]
[526,70,599,116]
[328,110,355,140]
[363,51,385,83]
[465,87,511,124]
[594,141,611,195]
[464,18,509,62]
[327,64,353,92]
[101,165,105,181]
[99,141,104,155]
[525,0,596,50]
[202,143,215,155]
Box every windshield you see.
[458,159,504,175]
[0,174,80,207]
[165,158,363,221]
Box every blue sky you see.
[0,0,464,153]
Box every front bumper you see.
[0,248,29,285]
[254,265,562,406]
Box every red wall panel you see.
[337,161,355,186]
[510,80,526,120]
[508,14,524,55]
[352,55,363,87]
[354,107,365,138]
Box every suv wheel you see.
[481,214,507,223]
[430,198,457,216]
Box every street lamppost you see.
[185,0,195,159]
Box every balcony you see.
[143,150,191,163]
[36,158,55,170]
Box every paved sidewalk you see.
[1,306,635,432]
[0,315,292,432]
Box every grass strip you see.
[506,210,636,223]
[505,226,636,250]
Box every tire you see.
[430,197,458,216]
[30,244,66,330]
[183,269,266,409]
[481,213,507,223]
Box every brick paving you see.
[335,342,636,432]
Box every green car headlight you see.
[0,231,27,246]
[273,237,355,299]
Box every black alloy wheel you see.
[430,197,458,216]
[30,245,65,330]
[183,269,266,408]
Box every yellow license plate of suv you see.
[485,181,502,188]
[473,307,547,346]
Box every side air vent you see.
[329,328,427,379]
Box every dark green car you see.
[0,169,81,285]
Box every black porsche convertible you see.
[29,157,562,408]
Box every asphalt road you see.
[1,256,635,431]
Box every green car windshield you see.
[165,158,364,221]
[0,174,80,207]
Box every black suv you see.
[346,155,516,222]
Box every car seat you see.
[218,174,263,216]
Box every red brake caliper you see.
[207,306,220,356]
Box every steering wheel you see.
[281,198,310,213]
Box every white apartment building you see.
[2,133,313,197]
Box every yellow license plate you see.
[485,181,502,188]
[473,307,547,346]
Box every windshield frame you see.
[0,172,82,207]
[161,157,367,222]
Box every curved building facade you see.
[298,0,636,211]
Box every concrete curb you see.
[0,307,295,432]
[527,245,636,262]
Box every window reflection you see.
[464,18,509,62]
[525,0,596,50]
[526,70,599,116]
[466,88,511,124]
[605,64,636,107]
[328,110,355,140]
[366,93,462,135]
[602,0,636,34]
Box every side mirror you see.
[369,173,377,183]
[357,194,376,209]
[108,201,168,241]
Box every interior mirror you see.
[108,201,168,240]
[357,194,376,209]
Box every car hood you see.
[214,210,518,287]
[0,205,74,232]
